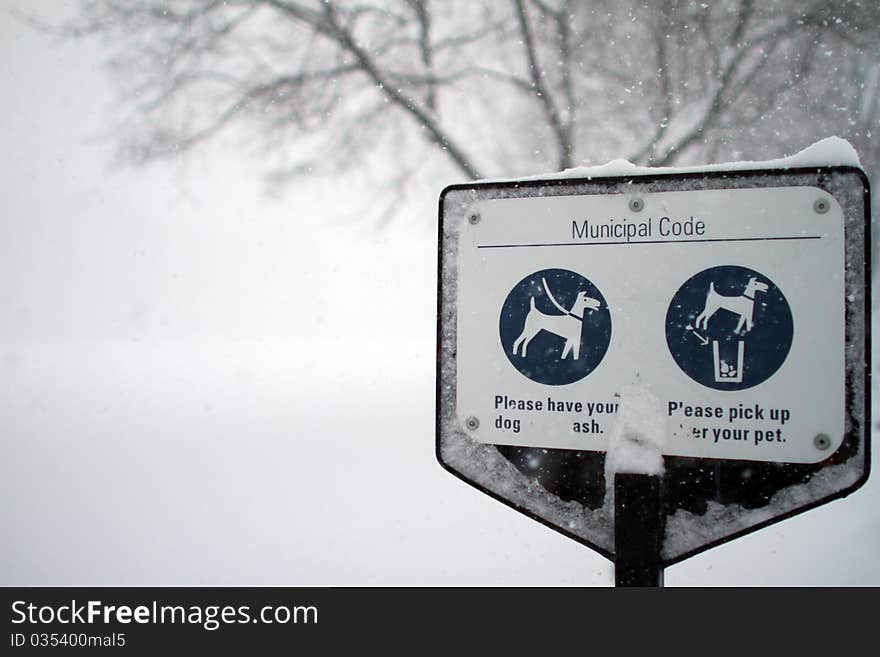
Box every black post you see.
[614,473,664,587]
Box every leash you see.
[542,277,586,322]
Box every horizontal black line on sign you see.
[476,235,824,249]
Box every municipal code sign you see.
[455,184,843,464]
[436,165,870,564]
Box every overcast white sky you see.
[1,1,878,586]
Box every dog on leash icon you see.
[500,269,611,386]
[666,265,793,391]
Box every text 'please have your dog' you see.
[495,395,619,416]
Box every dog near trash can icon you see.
[666,265,793,391]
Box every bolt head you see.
[813,198,830,214]
[465,416,480,431]
[468,213,481,225]
[629,197,644,212]
[814,433,831,450]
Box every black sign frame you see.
[436,165,871,566]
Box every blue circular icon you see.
[500,269,611,386]
[666,265,793,391]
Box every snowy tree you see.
[58,0,878,200]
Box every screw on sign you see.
[437,151,870,586]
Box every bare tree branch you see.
[628,1,674,165]
[513,0,571,170]
[55,0,880,214]
[652,12,812,166]
[405,0,436,111]
[263,0,483,178]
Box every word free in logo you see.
[666,265,793,391]
[499,268,611,386]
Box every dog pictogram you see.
[695,276,769,335]
[500,269,611,386]
[512,277,601,360]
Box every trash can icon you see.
[712,340,744,383]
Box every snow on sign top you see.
[481,136,862,183]
[437,140,870,561]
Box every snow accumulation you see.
[439,137,869,562]
[604,384,666,478]
[479,136,863,183]
[662,461,864,560]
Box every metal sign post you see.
[436,163,870,585]
[614,473,664,587]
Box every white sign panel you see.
[456,186,844,464]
